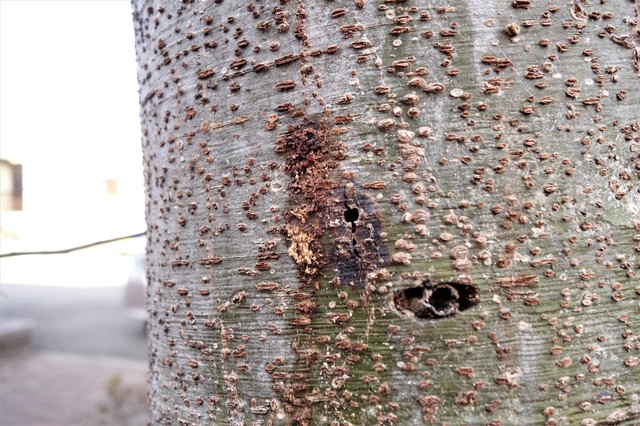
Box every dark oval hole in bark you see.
[344,206,359,223]
[394,281,480,319]
[430,286,457,312]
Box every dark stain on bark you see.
[330,183,390,288]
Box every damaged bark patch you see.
[275,119,341,278]
[394,280,480,319]
[275,123,389,287]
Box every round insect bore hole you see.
[430,286,458,312]
[344,205,359,223]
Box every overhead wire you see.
[0,232,146,258]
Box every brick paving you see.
[0,350,148,426]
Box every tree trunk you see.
[132,1,639,424]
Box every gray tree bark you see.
[132,0,640,424]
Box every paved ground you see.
[0,284,147,360]
[0,349,148,426]
[0,242,149,425]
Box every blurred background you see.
[1,1,148,424]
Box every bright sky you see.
[0,1,145,248]
[0,0,141,168]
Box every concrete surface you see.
[0,284,147,360]
[0,318,34,351]
[0,350,148,426]
[0,248,150,425]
